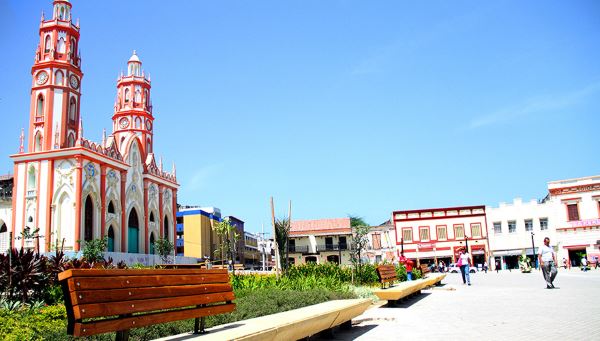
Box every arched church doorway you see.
[163,217,169,240]
[149,232,155,254]
[107,226,115,252]
[128,208,139,253]
[84,195,93,241]
[0,222,8,251]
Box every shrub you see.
[0,248,50,304]
[0,304,68,341]
[81,237,108,263]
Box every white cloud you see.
[467,81,600,129]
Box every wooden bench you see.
[157,298,372,341]
[420,264,431,276]
[373,265,446,304]
[376,264,397,289]
[58,268,235,340]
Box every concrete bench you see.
[372,273,446,304]
[155,298,372,341]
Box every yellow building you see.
[176,207,221,259]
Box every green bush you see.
[0,287,357,341]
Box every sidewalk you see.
[320,270,600,340]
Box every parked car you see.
[448,263,477,273]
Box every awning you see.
[493,250,523,256]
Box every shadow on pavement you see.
[384,292,432,308]
[315,324,377,340]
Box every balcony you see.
[176,239,184,247]
[287,245,309,254]
[176,224,183,233]
[26,190,37,198]
[316,244,348,252]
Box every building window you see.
[44,35,51,53]
[37,95,44,117]
[508,220,516,233]
[402,229,413,243]
[419,227,430,241]
[436,226,447,241]
[454,225,465,239]
[471,223,482,238]
[493,222,501,234]
[525,219,533,232]
[69,97,76,121]
[55,70,64,85]
[124,88,130,102]
[567,204,579,221]
[540,218,548,231]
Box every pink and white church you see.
[10,0,179,253]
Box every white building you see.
[486,175,600,269]
[486,198,553,270]
[547,175,600,266]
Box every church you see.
[9,0,178,253]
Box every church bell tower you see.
[112,51,154,157]
[29,0,83,152]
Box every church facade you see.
[10,0,178,253]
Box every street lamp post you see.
[464,236,469,250]
[401,237,404,255]
[531,232,537,269]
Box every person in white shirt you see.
[581,257,588,271]
[459,249,472,286]
[538,237,557,289]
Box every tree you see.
[154,238,174,264]
[274,217,291,272]
[213,219,239,270]
[349,215,368,228]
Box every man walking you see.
[538,237,557,289]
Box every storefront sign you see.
[569,219,600,228]
[417,243,436,248]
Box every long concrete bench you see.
[372,273,446,303]
[155,298,372,341]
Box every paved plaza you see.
[323,269,600,341]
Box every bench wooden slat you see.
[73,303,236,337]
[74,291,235,319]
[70,283,232,305]
[66,273,229,291]
[58,268,228,281]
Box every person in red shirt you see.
[399,254,414,281]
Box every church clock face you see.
[69,75,79,89]
[36,71,49,85]
[119,117,129,129]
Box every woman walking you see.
[459,248,472,285]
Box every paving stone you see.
[321,269,600,341]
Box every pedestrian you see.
[459,249,472,286]
[595,256,599,270]
[439,260,445,273]
[562,258,568,269]
[538,237,557,289]
[581,256,588,272]
[400,254,414,281]
[495,259,500,273]
[482,262,488,273]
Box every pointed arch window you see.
[149,212,155,222]
[134,86,142,103]
[67,133,75,147]
[34,132,43,152]
[124,88,130,103]
[28,166,36,190]
[69,97,76,121]
[55,70,64,86]
[36,95,44,117]
[84,195,94,242]
[57,37,66,53]
[44,35,51,53]
[108,201,116,214]
[163,217,169,239]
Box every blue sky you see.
[1,1,599,234]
